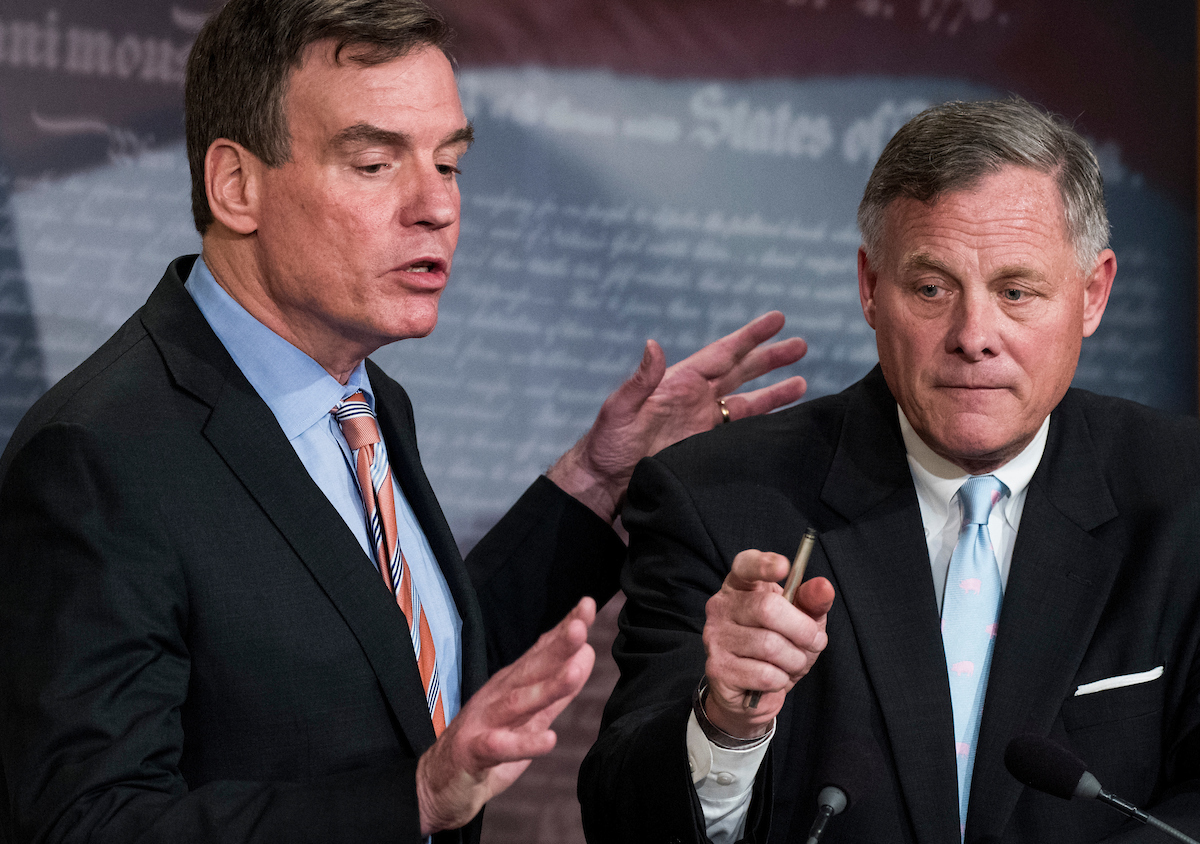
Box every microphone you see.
[805,740,881,844]
[1004,735,1200,844]
[805,786,847,844]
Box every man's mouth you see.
[403,261,436,273]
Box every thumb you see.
[794,576,835,618]
[608,340,666,413]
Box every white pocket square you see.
[1074,665,1164,696]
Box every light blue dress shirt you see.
[185,256,462,723]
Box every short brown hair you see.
[185,0,451,234]
[857,97,1109,273]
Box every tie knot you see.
[332,391,380,450]
[958,475,1005,526]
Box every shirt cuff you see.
[687,710,773,844]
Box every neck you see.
[201,234,366,384]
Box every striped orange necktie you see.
[333,391,446,736]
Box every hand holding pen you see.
[744,528,819,709]
[699,530,835,741]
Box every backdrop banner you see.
[0,2,1193,840]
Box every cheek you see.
[1026,338,1081,406]
[1015,310,1082,374]
[876,320,929,381]
[333,201,397,247]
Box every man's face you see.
[249,42,470,369]
[858,165,1115,474]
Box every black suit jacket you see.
[0,256,624,844]
[580,366,1200,843]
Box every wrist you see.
[415,743,478,836]
[545,438,625,524]
[415,750,439,836]
[692,677,773,749]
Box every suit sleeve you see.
[0,423,425,844]
[466,475,626,674]
[577,455,771,844]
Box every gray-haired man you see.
[581,98,1200,844]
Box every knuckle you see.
[759,633,787,664]
[745,590,775,622]
[750,663,784,693]
[705,592,726,616]
[704,656,731,686]
[704,609,730,639]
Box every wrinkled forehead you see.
[882,169,1077,259]
[281,40,465,139]
[284,37,458,105]
[885,165,1081,256]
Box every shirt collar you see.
[899,406,1049,527]
[184,255,373,440]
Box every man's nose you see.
[402,164,458,229]
[947,291,998,360]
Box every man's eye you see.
[918,285,940,298]
[437,163,462,177]
[357,163,389,174]
[1002,288,1024,301]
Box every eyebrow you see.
[904,252,954,276]
[904,251,1048,286]
[329,122,475,152]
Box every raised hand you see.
[416,597,597,834]
[548,312,807,522]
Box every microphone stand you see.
[1093,787,1200,844]
[805,804,836,844]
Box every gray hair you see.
[185,0,452,235]
[857,97,1109,273]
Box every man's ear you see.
[1081,248,1117,337]
[204,139,263,236]
[858,247,879,330]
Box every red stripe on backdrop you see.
[439,0,1195,203]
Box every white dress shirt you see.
[689,407,1050,843]
[900,409,1048,611]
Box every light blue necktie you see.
[941,474,1006,838]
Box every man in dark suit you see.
[0,1,809,842]
[580,99,1200,843]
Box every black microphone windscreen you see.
[819,739,883,812]
[1004,734,1088,800]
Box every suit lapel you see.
[141,261,440,756]
[967,397,1121,839]
[819,370,962,844]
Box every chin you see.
[945,439,1024,473]
[927,422,1018,470]
[384,302,441,342]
